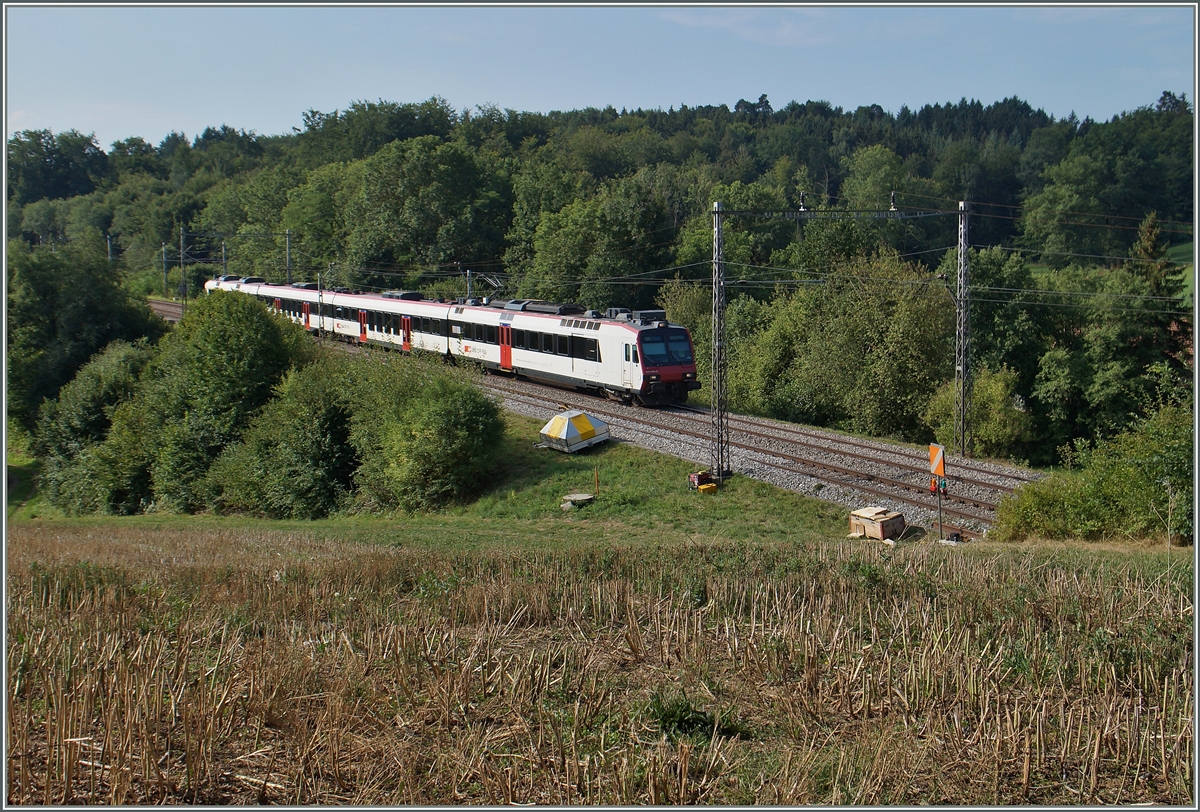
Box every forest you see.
[6,91,1194,532]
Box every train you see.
[203,276,702,405]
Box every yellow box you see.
[698,482,718,494]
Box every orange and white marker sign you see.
[929,444,945,477]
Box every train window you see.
[556,335,569,356]
[569,337,599,362]
[632,346,639,363]
[512,329,525,349]
[540,333,553,353]
[451,321,463,336]
[624,344,630,362]
[486,324,497,344]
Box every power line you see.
[989,245,1193,265]
[896,192,1195,227]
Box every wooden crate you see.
[849,507,906,540]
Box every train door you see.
[401,315,412,352]
[499,324,513,370]
[622,342,639,388]
[358,310,368,342]
[302,302,311,330]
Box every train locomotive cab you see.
[636,326,700,405]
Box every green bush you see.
[53,400,155,515]
[205,356,358,519]
[993,404,1193,542]
[58,291,316,514]
[6,237,165,430]
[346,355,504,512]
[34,339,153,506]
[383,377,505,511]
[923,366,1033,460]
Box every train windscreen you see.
[639,329,693,366]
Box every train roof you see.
[206,279,682,329]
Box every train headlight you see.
[683,372,696,380]
[646,373,660,382]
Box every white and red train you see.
[204,277,701,405]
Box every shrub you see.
[205,356,359,519]
[58,291,316,514]
[993,404,1192,542]
[383,377,505,511]
[53,400,155,515]
[34,339,153,506]
[6,237,166,430]
[346,354,504,512]
[923,366,1033,460]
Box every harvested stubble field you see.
[5,516,1193,805]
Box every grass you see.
[5,413,1194,805]
[6,451,50,523]
[1167,241,1193,308]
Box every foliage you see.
[1018,97,1193,265]
[922,366,1033,460]
[993,404,1193,542]
[205,356,359,519]
[346,355,504,512]
[6,90,1193,485]
[6,129,109,209]
[344,136,512,282]
[731,250,953,439]
[33,340,154,506]
[5,237,166,430]
[63,292,317,514]
[519,172,672,309]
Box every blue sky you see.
[5,4,1196,149]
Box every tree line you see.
[5,91,1193,533]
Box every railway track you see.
[478,375,1037,540]
[671,404,1036,489]
[148,299,184,322]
